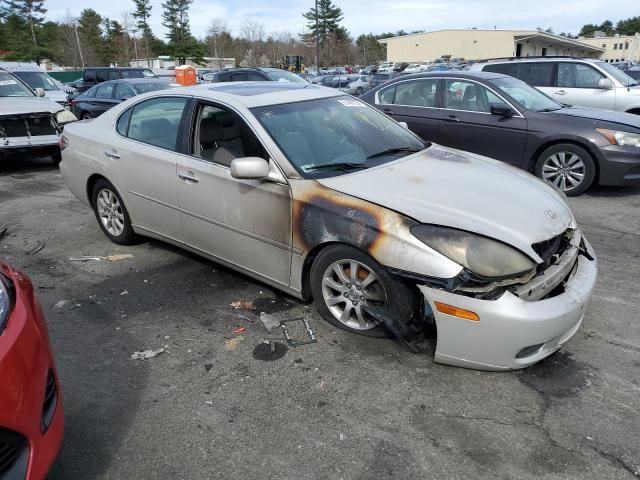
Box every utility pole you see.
[315,0,320,72]
[74,22,85,68]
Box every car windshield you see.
[265,70,307,83]
[0,72,34,97]
[13,71,60,91]
[251,96,426,178]
[595,62,639,86]
[132,82,172,94]
[492,77,561,112]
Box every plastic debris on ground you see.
[225,336,245,350]
[54,300,68,309]
[69,253,135,262]
[131,348,165,360]
[259,312,281,332]
[232,326,247,335]
[25,240,45,255]
[229,300,255,311]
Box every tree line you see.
[578,17,640,38]
[0,0,408,69]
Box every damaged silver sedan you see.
[59,82,597,370]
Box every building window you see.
[625,42,629,50]
[614,43,618,50]
[602,44,606,48]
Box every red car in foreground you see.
[0,262,63,479]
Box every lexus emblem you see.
[544,209,558,220]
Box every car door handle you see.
[443,114,460,122]
[178,171,199,183]
[104,150,120,159]
[383,108,394,114]
[554,90,568,95]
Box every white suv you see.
[470,57,640,114]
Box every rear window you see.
[515,63,554,87]
[84,70,96,83]
[483,63,519,77]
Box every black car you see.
[70,78,172,119]
[361,71,640,195]
[77,67,156,92]
[205,67,307,84]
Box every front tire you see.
[535,143,595,196]
[91,179,136,245]
[310,245,416,338]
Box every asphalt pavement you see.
[1,156,639,479]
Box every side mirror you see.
[398,121,409,129]
[597,78,614,90]
[34,87,45,97]
[230,157,270,180]
[490,105,513,117]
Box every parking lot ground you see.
[1,156,639,479]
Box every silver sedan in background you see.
[59,82,597,370]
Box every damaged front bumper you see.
[418,234,597,371]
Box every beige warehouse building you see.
[379,29,604,63]
[579,33,640,63]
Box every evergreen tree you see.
[161,0,204,65]
[78,8,104,65]
[301,0,348,65]
[2,0,46,61]
[132,0,152,63]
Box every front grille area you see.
[0,114,57,139]
[0,429,27,478]
[532,230,572,270]
[41,369,58,432]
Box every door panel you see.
[437,80,528,166]
[109,96,189,241]
[177,103,292,285]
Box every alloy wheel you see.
[541,151,586,192]
[96,188,125,236]
[321,259,387,330]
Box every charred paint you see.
[291,181,414,257]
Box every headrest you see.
[216,111,235,127]
[462,85,476,100]
[222,124,240,140]
[200,117,223,144]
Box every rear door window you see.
[377,85,396,104]
[217,72,231,82]
[108,70,120,80]
[114,83,135,100]
[126,97,188,150]
[231,72,248,82]
[95,83,114,99]
[247,72,266,81]
[392,79,438,107]
[515,63,554,87]
[483,63,518,77]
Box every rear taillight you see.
[59,135,69,151]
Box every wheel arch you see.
[86,174,133,220]
[529,138,601,184]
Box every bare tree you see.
[239,18,265,43]
[206,19,233,68]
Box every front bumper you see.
[0,265,64,479]
[598,145,640,186]
[418,237,597,371]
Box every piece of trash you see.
[204,363,214,372]
[252,341,288,361]
[120,290,129,296]
[225,336,245,350]
[25,240,45,255]
[131,348,165,360]
[230,300,255,311]
[0,224,7,240]
[281,317,317,347]
[259,312,281,332]
[69,253,134,262]
[54,300,68,309]
[339,433,345,441]
[236,314,255,323]
[205,401,213,406]
[164,335,170,340]
[232,326,247,335]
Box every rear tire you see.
[310,244,416,338]
[91,179,136,245]
[534,143,595,197]
[81,111,92,120]
[51,151,62,165]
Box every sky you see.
[45,0,639,39]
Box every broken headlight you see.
[411,225,535,279]
[55,110,77,126]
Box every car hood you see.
[547,106,640,130]
[0,97,63,116]
[317,145,575,259]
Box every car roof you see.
[162,81,341,107]
[84,66,149,70]
[475,56,600,65]
[0,61,43,72]
[396,71,509,81]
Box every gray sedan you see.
[361,71,640,195]
[59,82,597,370]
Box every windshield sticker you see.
[261,110,275,119]
[353,111,387,131]
[0,80,18,86]
[337,99,365,107]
